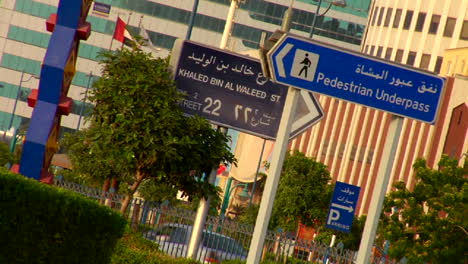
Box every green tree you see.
[381,155,468,263]
[60,130,121,187]
[270,150,332,231]
[67,48,235,214]
[137,180,180,204]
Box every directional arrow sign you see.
[331,203,354,213]
[170,39,324,140]
[267,33,445,123]
[326,181,361,233]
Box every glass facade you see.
[112,0,369,48]
[1,0,370,133]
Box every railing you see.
[55,179,358,263]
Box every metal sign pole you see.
[187,0,240,258]
[247,5,300,263]
[355,115,404,263]
[246,86,300,264]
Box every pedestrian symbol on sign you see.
[298,54,311,78]
[290,48,319,82]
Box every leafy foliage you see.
[0,142,13,166]
[111,226,199,264]
[237,204,260,226]
[60,130,122,186]
[0,168,126,264]
[138,179,180,204]
[381,155,468,263]
[271,150,332,231]
[63,47,235,213]
[315,215,366,251]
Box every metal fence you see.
[56,179,360,263]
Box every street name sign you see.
[170,39,324,140]
[326,181,361,233]
[267,33,445,123]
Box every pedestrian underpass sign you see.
[326,181,361,233]
[267,33,445,123]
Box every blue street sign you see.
[326,181,361,233]
[267,33,445,123]
[171,40,323,139]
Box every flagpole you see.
[110,13,123,51]
[121,13,132,49]
[138,15,143,29]
[109,17,115,50]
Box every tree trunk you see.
[119,171,145,215]
[100,178,111,205]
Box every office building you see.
[0,0,370,137]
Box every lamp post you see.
[76,72,93,130]
[186,0,199,40]
[219,180,251,218]
[249,138,266,207]
[309,0,347,38]
[6,71,39,134]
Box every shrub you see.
[111,227,199,264]
[0,169,126,264]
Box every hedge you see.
[0,168,126,264]
[110,227,200,264]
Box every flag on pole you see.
[113,17,134,47]
[139,25,161,52]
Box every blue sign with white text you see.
[326,181,361,233]
[174,41,288,139]
[268,34,445,123]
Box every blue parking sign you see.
[326,181,361,233]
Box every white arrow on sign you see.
[331,203,354,213]
[275,43,293,78]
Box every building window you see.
[429,15,441,34]
[393,9,402,28]
[395,49,404,63]
[460,20,468,40]
[376,46,383,57]
[385,48,393,59]
[403,10,414,29]
[420,54,431,69]
[447,61,453,75]
[434,56,443,74]
[415,12,426,32]
[443,17,456,37]
[407,51,416,65]
[384,8,393,27]
[364,45,369,53]
[369,45,375,55]
[371,7,379,26]
[377,7,385,26]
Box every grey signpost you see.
[169,38,324,263]
[260,32,445,264]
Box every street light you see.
[76,71,93,130]
[4,71,39,139]
[309,0,347,38]
[219,180,251,218]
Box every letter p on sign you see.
[327,209,340,225]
